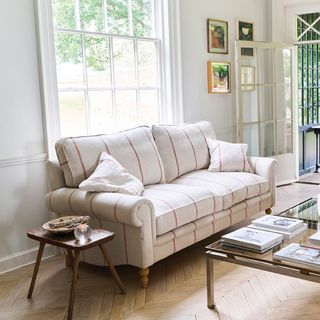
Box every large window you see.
[52,0,160,136]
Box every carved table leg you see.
[27,241,45,298]
[139,268,149,289]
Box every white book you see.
[248,223,308,240]
[273,243,320,268]
[252,215,303,233]
[221,227,283,251]
[309,231,320,245]
[222,239,283,253]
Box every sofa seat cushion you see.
[143,183,220,236]
[152,121,215,182]
[173,170,269,210]
[56,126,165,187]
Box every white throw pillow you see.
[207,138,253,173]
[79,152,144,196]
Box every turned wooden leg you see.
[139,268,149,288]
[27,241,45,298]
[265,208,272,215]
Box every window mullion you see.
[80,34,90,134]
[128,0,133,36]
[104,0,109,33]
[134,38,140,125]
[109,36,117,132]
[75,0,81,30]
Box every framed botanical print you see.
[241,66,255,91]
[207,19,228,54]
[207,61,231,94]
[237,19,254,57]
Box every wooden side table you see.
[27,228,125,320]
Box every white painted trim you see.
[34,0,61,160]
[158,0,184,124]
[0,245,58,275]
[0,153,47,168]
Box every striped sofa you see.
[46,121,277,288]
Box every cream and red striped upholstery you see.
[152,121,215,182]
[46,121,278,270]
[207,138,253,173]
[55,126,165,187]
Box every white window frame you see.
[35,0,183,158]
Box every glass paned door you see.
[236,41,297,185]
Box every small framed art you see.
[207,61,231,94]
[207,19,228,54]
[237,19,254,57]
[241,66,255,91]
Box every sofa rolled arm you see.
[46,188,156,229]
[248,156,278,207]
[47,160,66,191]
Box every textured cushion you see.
[56,126,165,187]
[207,138,253,173]
[172,170,269,210]
[143,169,269,235]
[152,121,215,182]
[79,152,144,196]
[143,183,217,235]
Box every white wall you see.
[0,0,54,273]
[180,0,268,142]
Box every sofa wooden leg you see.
[265,208,272,215]
[139,268,149,288]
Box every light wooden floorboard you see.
[0,183,319,319]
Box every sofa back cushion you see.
[152,121,215,182]
[56,126,165,187]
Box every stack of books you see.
[248,215,307,239]
[273,243,320,269]
[221,227,283,253]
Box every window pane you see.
[85,36,111,88]
[116,90,137,130]
[55,33,84,89]
[277,120,293,154]
[139,90,158,125]
[59,91,87,136]
[258,86,273,122]
[241,90,258,123]
[52,0,77,29]
[113,38,136,87]
[243,124,259,156]
[80,0,104,32]
[138,40,157,87]
[88,91,113,134]
[132,0,153,37]
[260,123,275,157]
[106,0,130,35]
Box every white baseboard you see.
[0,245,58,275]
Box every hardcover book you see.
[248,223,307,240]
[221,227,283,251]
[252,215,303,233]
[273,243,320,268]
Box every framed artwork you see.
[241,66,255,91]
[237,19,254,57]
[207,19,228,54]
[207,61,231,94]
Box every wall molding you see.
[0,153,47,168]
[0,245,57,275]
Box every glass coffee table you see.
[205,197,320,309]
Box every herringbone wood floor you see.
[0,182,319,320]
